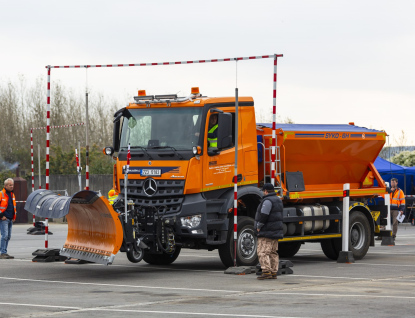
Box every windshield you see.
[120,107,203,150]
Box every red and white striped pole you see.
[124,143,131,224]
[233,87,239,267]
[75,149,81,191]
[271,55,278,187]
[45,66,51,249]
[30,129,35,226]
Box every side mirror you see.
[113,119,121,152]
[216,112,232,149]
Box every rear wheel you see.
[142,247,181,265]
[321,238,342,260]
[321,211,370,260]
[218,216,258,267]
[349,211,370,260]
[278,242,302,258]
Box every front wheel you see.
[126,247,143,263]
[142,247,181,265]
[218,216,258,267]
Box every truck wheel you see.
[349,211,370,260]
[126,247,143,263]
[321,238,342,260]
[218,216,258,267]
[142,247,181,265]
[278,242,302,257]
[321,211,370,260]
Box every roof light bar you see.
[154,94,178,100]
[134,95,154,102]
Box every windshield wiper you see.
[121,146,153,159]
[150,146,184,160]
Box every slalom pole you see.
[75,149,81,191]
[271,55,277,186]
[125,143,131,224]
[233,87,239,267]
[45,66,50,249]
[31,130,35,226]
[38,144,41,189]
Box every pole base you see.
[224,266,256,275]
[381,236,395,246]
[337,251,355,263]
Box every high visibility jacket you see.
[207,124,218,148]
[390,188,405,211]
[108,190,118,205]
[0,189,16,221]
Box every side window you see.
[207,111,235,149]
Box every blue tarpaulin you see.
[374,157,415,195]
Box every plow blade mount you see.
[25,189,123,265]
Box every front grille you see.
[119,179,185,214]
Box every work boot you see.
[271,271,278,279]
[257,271,272,280]
[4,254,14,259]
[0,254,9,259]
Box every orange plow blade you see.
[25,190,123,265]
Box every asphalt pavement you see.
[0,223,414,318]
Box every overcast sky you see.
[1,0,414,146]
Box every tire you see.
[321,238,342,260]
[349,211,370,260]
[142,246,181,265]
[218,216,258,267]
[321,211,370,261]
[126,247,143,263]
[278,242,302,258]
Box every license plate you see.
[141,169,161,176]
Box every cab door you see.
[202,107,244,192]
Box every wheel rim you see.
[350,222,365,250]
[237,228,257,261]
[131,248,143,260]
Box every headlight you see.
[192,146,201,155]
[104,147,114,156]
[181,214,202,228]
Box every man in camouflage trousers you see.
[255,183,284,280]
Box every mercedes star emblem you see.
[143,178,157,196]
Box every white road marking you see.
[264,292,415,300]
[0,276,240,293]
[0,302,304,318]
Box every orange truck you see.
[25,88,389,266]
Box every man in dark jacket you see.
[255,183,283,280]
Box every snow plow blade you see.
[25,189,123,265]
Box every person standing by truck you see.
[255,183,284,280]
[390,178,405,240]
[0,178,16,259]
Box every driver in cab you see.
[207,114,218,148]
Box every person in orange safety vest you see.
[108,189,118,205]
[0,178,16,259]
[389,178,405,240]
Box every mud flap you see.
[25,189,123,265]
